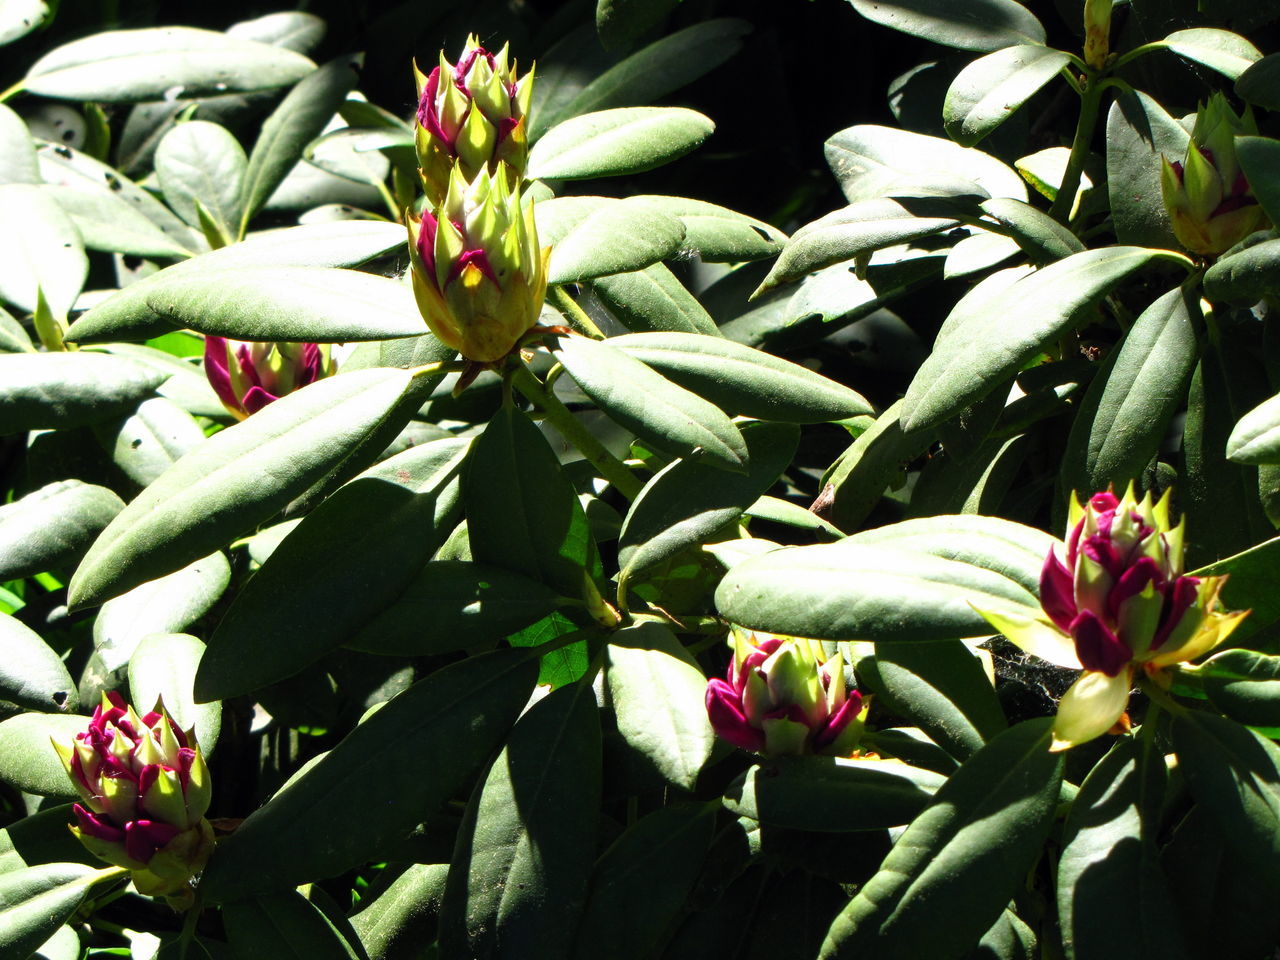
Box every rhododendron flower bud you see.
[1083,0,1112,69]
[1161,94,1265,256]
[975,485,1248,751]
[51,693,214,898]
[204,336,333,420]
[407,162,549,363]
[414,35,533,205]
[706,630,868,757]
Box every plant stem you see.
[548,285,605,339]
[0,80,23,103]
[1049,74,1105,225]
[511,363,643,501]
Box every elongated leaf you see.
[1236,53,1280,111]
[41,183,193,259]
[630,196,785,262]
[68,368,419,610]
[1227,390,1280,464]
[440,682,600,959]
[0,183,86,319]
[0,353,165,435]
[605,623,713,791]
[572,802,717,960]
[0,614,77,714]
[590,265,721,337]
[537,197,686,284]
[239,56,361,232]
[1203,236,1280,305]
[595,0,679,50]
[198,439,469,700]
[1236,138,1280,228]
[0,0,49,45]
[0,480,124,580]
[724,756,946,831]
[128,633,221,753]
[155,119,247,240]
[944,45,1071,147]
[0,863,106,960]
[199,649,538,901]
[0,303,33,353]
[1061,285,1200,496]
[820,720,1063,960]
[529,107,712,180]
[1191,536,1280,644]
[618,421,797,589]
[65,220,407,344]
[1159,28,1261,80]
[93,552,230,673]
[552,335,748,472]
[901,247,1184,432]
[0,104,39,184]
[0,713,87,797]
[716,515,1050,641]
[758,196,969,292]
[144,267,428,341]
[1105,91,1187,249]
[348,863,448,960]
[224,890,366,960]
[825,125,1027,204]
[847,0,1045,52]
[613,332,873,422]
[108,397,207,487]
[23,27,316,101]
[860,640,1006,761]
[1200,649,1280,728]
[347,561,562,657]
[979,198,1083,263]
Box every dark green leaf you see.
[128,633,221,753]
[944,45,1071,147]
[536,196,686,284]
[198,649,538,901]
[1105,91,1187,249]
[528,107,713,181]
[847,0,1046,52]
[0,614,77,714]
[1236,53,1280,111]
[1200,649,1280,728]
[1235,138,1280,228]
[0,863,106,960]
[595,0,679,50]
[819,720,1063,960]
[223,890,367,960]
[154,119,247,241]
[348,863,448,960]
[630,196,785,263]
[589,265,721,337]
[1203,235,1280,305]
[107,396,208,487]
[0,480,124,579]
[0,353,165,436]
[1227,389,1280,464]
[979,198,1084,263]
[1157,28,1261,80]
[0,713,88,797]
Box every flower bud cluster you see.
[204,336,333,420]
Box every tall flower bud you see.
[407,162,549,363]
[1083,0,1112,70]
[975,485,1248,750]
[204,337,334,420]
[1161,94,1266,256]
[51,693,214,899]
[414,35,533,205]
[705,630,868,757]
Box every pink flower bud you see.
[204,337,334,420]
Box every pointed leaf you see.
[0,614,77,714]
[0,480,124,579]
[224,890,366,960]
[348,864,448,960]
[847,0,1045,52]
[529,107,712,181]
[0,183,86,319]
[1203,235,1280,305]
[0,713,88,797]
[1159,28,1261,80]
[630,196,786,262]
[1199,648,1280,729]
[155,119,247,240]
[0,863,108,960]
[944,45,1072,147]
[537,197,686,284]
[1227,389,1280,464]
[108,396,208,487]
[1236,53,1280,111]
[589,265,721,337]
[128,633,221,753]
[1235,137,1280,228]
[1107,91,1188,248]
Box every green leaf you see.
[0,104,39,184]
[605,622,714,791]
[0,353,165,436]
[1171,712,1280,890]
[0,614,77,714]
[1199,649,1280,728]
[819,720,1063,960]
[40,183,194,259]
[536,19,750,139]
[825,125,1027,204]
[723,756,946,831]
[859,640,1006,761]
[68,368,419,610]
[1105,91,1187,249]
[0,183,87,320]
[440,681,600,959]
[1227,389,1280,464]
[1192,537,1280,644]
[1203,235,1280,305]
[0,713,87,797]
[348,863,448,960]
[0,480,124,580]
[198,649,538,901]
[223,890,367,960]
[757,197,970,293]
[716,515,1052,642]
[901,247,1185,433]
[92,552,230,673]
[847,0,1045,52]
[143,267,428,341]
[1061,285,1200,496]
[1058,737,1187,960]
[1236,53,1280,111]
[65,220,408,344]
[22,27,316,101]
[572,802,717,960]
[595,0,679,50]
[465,405,598,601]
[128,633,221,753]
[979,198,1083,264]
[239,56,361,232]
[613,332,873,422]
[1,806,98,876]
[1158,28,1262,80]
[197,439,469,700]
[0,863,109,960]
[630,195,786,262]
[1236,138,1280,228]
[944,45,1072,147]
[347,561,562,657]
[529,107,713,181]
[551,335,748,473]
[107,397,208,488]
[972,911,1037,960]
[0,303,34,353]
[618,421,797,590]
[589,265,721,337]
[536,197,686,284]
[0,0,50,46]
[154,119,246,241]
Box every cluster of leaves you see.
[2,0,1280,958]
